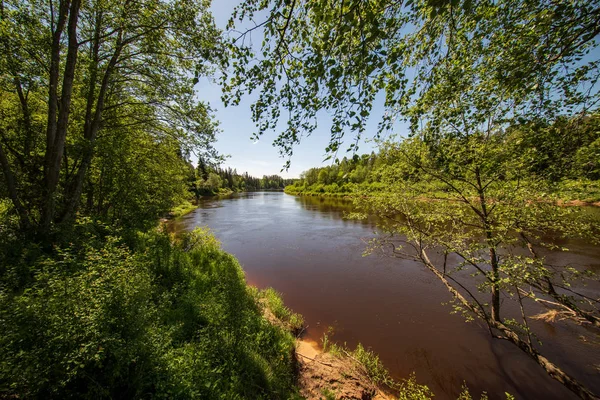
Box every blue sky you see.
[197,0,388,179]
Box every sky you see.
[196,0,391,179]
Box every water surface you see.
[169,192,600,399]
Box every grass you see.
[320,330,517,400]
[256,287,305,335]
[169,200,198,217]
[0,226,301,399]
[321,387,337,400]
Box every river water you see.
[169,191,600,399]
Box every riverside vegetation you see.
[284,114,600,203]
[0,226,303,398]
[2,0,600,399]
[0,0,306,397]
[189,161,296,198]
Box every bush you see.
[0,228,298,399]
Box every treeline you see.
[285,153,382,196]
[286,114,600,200]
[188,160,295,197]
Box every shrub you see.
[0,228,299,399]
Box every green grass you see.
[256,287,304,334]
[321,387,337,400]
[320,330,516,400]
[0,226,300,399]
[169,200,198,217]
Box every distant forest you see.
[188,159,296,197]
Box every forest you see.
[189,160,294,197]
[1,0,600,399]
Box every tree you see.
[352,137,600,399]
[224,0,600,162]
[204,172,222,193]
[226,0,600,397]
[317,169,329,184]
[0,0,222,236]
[505,115,600,181]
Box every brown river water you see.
[168,191,600,400]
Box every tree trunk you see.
[489,247,501,322]
[14,78,34,157]
[475,166,501,322]
[42,0,81,230]
[61,29,124,222]
[45,0,70,178]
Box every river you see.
[168,191,600,399]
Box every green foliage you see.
[352,343,395,388]
[506,115,600,182]
[226,0,600,165]
[188,163,294,198]
[169,201,198,219]
[457,385,515,400]
[91,130,195,230]
[286,123,600,203]
[348,134,600,397]
[0,0,222,233]
[0,227,299,399]
[395,374,435,400]
[227,0,600,396]
[257,287,305,334]
[284,153,379,196]
[554,179,600,203]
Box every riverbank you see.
[163,192,600,398]
[295,339,392,400]
[164,191,237,220]
[284,186,353,198]
[0,227,300,398]
[167,200,198,218]
[260,288,428,400]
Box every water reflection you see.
[169,192,600,400]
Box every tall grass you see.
[256,287,304,334]
[0,226,299,399]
